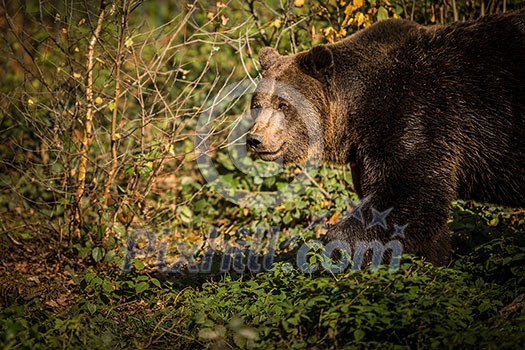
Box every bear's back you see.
[330,11,525,207]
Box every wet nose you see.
[246,133,263,149]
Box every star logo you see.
[350,206,364,223]
[366,207,393,230]
[349,196,371,224]
[391,223,409,239]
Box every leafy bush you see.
[4,248,525,349]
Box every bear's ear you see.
[298,45,334,81]
[259,47,281,70]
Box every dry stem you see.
[74,0,107,236]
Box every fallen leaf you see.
[28,276,40,284]
[46,300,59,308]
[327,212,339,225]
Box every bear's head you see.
[247,46,335,164]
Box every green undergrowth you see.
[2,232,525,349]
[2,164,525,349]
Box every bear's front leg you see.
[323,166,455,266]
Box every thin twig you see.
[303,169,331,199]
[75,0,107,237]
[103,0,129,208]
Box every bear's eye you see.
[277,102,289,111]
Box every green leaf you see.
[92,277,103,286]
[377,6,388,21]
[102,280,113,294]
[104,250,116,263]
[354,329,365,341]
[178,205,193,224]
[134,260,145,271]
[135,281,149,294]
[86,303,97,314]
[84,272,95,283]
[92,247,105,263]
[151,278,161,288]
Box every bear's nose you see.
[246,133,263,149]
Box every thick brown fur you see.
[248,10,525,265]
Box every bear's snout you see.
[246,125,283,153]
[247,109,286,161]
[246,133,263,149]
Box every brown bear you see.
[247,10,525,265]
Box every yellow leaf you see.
[323,26,338,43]
[207,12,214,20]
[327,212,339,225]
[343,17,354,27]
[73,72,81,79]
[353,0,363,8]
[356,12,366,26]
[95,97,103,105]
[273,18,282,29]
[345,4,356,16]
[165,144,175,155]
[342,5,356,27]
[27,98,34,106]
[294,0,305,7]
